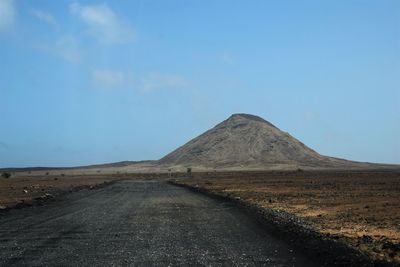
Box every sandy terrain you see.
[172,170,400,264]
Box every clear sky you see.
[0,0,399,167]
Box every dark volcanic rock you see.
[159,113,367,169]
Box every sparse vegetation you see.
[0,175,122,208]
[1,172,11,179]
[187,167,192,173]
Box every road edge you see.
[167,180,397,267]
[0,179,124,215]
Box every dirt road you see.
[0,180,317,266]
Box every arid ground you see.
[1,170,400,265]
[0,180,319,266]
[172,170,400,264]
[0,174,124,209]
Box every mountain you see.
[159,113,371,170]
[7,113,396,175]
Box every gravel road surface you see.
[0,180,318,266]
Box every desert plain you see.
[1,169,400,265]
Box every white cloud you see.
[90,70,189,91]
[31,35,81,64]
[70,2,134,44]
[30,9,56,27]
[56,36,81,63]
[92,70,128,89]
[139,73,189,92]
[0,0,15,32]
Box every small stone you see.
[361,235,373,243]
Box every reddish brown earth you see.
[172,170,400,264]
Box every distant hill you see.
[3,113,398,174]
[159,113,379,170]
[0,161,155,172]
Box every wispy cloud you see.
[70,2,134,44]
[32,36,81,64]
[91,70,189,91]
[30,9,56,27]
[0,0,15,32]
[91,70,129,89]
[55,36,81,63]
[139,73,189,92]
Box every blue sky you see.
[0,0,399,167]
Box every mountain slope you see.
[159,113,368,169]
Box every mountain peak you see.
[227,113,277,128]
[159,113,352,169]
[229,113,264,121]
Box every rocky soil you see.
[171,170,400,265]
